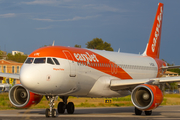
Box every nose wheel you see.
[45,96,57,117]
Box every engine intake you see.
[9,84,43,108]
[131,84,163,111]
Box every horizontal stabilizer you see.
[161,65,180,70]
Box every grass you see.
[1,93,180,110]
[0,93,15,110]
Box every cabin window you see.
[25,58,34,64]
[34,58,46,64]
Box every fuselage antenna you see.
[52,41,55,46]
[118,48,120,53]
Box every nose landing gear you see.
[45,96,75,117]
[45,96,57,117]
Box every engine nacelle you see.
[9,84,43,108]
[131,84,163,111]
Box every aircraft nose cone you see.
[20,65,41,91]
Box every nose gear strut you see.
[45,96,57,117]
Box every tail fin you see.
[143,3,164,58]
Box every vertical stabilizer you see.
[143,3,164,58]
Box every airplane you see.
[1,2,180,118]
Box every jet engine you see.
[131,84,163,111]
[9,84,43,108]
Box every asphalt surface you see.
[0,106,180,120]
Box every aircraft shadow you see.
[18,107,163,116]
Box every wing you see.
[0,72,20,79]
[110,76,180,91]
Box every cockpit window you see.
[25,58,34,64]
[47,58,54,65]
[53,58,60,65]
[25,57,60,65]
[34,58,46,64]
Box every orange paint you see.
[146,3,164,59]
[29,46,132,79]
[142,84,163,111]
[22,92,43,108]
[154,58,166,77]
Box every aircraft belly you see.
[66,67,104,96]
[87,76,131,97]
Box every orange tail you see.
[143,3,164,58]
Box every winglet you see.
[143,3,164,58]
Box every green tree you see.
[169,82,178,91]
[86,38,114,51]
[169,69,180,75]
[162,59,179,91]
[74,44,81,48]
[0,50,7,59]
[0,50,3,59]
[7,53,28,63]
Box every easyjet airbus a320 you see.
[1,3,180,117]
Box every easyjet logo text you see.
[74,52,99,62]
[152,6,163,52]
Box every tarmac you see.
[0,105,180,120]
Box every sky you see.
[0,0,180,65]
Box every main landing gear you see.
[135,107,152,115]
[45,96,57,117]
[57,96,75,114]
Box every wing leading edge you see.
[0,73,20,79]
[110,76,180,91]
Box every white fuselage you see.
[20,48,159,98]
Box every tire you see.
[135,107,142,115]
[145,110,152,115]
[58,102,65,114]
[67,102,74,114]
[45,108,50,117]
[52,109,57,117]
